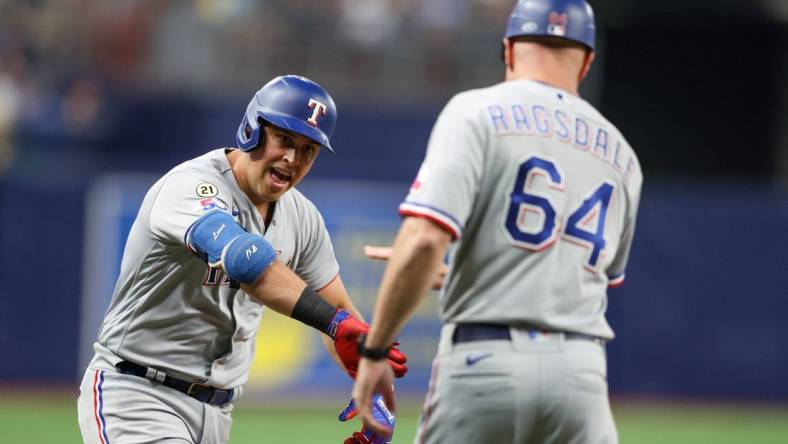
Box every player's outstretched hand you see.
[329,310,408,379]
[361,246,394,261]
[339,393,395,444]
[364,245,447,290]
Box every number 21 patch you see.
[196,182,218,197]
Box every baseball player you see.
[76,75,406,444]
[352,1,642,443]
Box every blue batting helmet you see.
[236,75,337,153]
[505,0,595,51]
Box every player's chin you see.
[263,186,289,201]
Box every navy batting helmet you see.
[236,75,337,153]
[505,0,595,51]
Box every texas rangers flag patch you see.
[199,197,229,212]
[410,166,430,193]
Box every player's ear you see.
[578,50,595,82]
[501,37,514,71]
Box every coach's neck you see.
[502,38,594,96]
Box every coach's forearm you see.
[365,217,451,349]
[242,261,307,315]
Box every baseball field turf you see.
[2,392,787,443]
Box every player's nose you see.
[281,146,297,164]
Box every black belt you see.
[453,323,605,345]
[117,360,234,406]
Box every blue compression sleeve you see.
[221,233,277,284]
[185,210,246,264]
[186,210,276,283]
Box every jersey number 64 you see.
[504,155,615,271]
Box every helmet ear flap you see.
[255,118,266,150]
[241,118,266,151]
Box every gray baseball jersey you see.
[405,80,640,444]
[400,79,642,340]
[90,148,338,389]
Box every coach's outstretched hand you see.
[364,245,447,290]
[328,310,408,379]
[339,394,395,444]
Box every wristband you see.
[357,333,391,361]
[290,287,337,333]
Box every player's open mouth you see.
[270,167,292,186]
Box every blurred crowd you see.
[0,0,513,175]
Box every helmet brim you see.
[258,109,335,153]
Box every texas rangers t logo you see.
[307,98,328,127]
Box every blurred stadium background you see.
[0,0,787,442]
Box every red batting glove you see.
[344,431,373,444]
[329,310,408,379]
